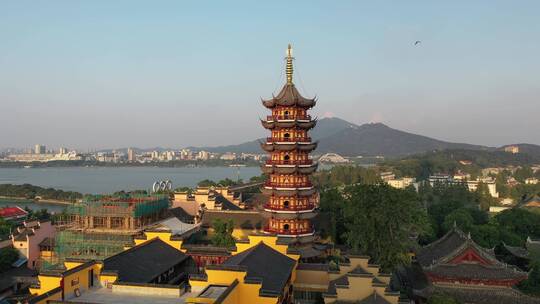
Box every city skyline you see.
[1,1,540,150]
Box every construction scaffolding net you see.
[53,230,133,262]
[65,193,169,218]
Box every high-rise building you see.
[59,147,68,155]
[127,148,135,162]
[34,144,46,154]
[197,150,210,160]
[260,45,319,256]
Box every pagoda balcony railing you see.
[266,115,311,121]
[264,225,314,235]
[264,203,315,211]
[266,137,311,143]
[264,181,312,188]
[265,159,313,166]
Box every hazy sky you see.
[1,1,539,150]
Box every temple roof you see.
[416,227,528,284]
[416,227,500,267]
[428,263,526,281]
[417,285,540,304]
[223,242,296,295]
[502,243,530,259]
[102,238,191,283]
[167,207,195,224]
[262,84,316,108]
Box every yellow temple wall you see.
[134,231,184,251]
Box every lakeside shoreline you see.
[0,195,73,206]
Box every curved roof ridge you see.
[261,83,316,108]
[420,226,466,250]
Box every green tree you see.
[197,179,217,187]
[319,189,346,244]
[475,183,496,211]
[211,219,236,248]
[519,262,540,296]
[470,224,500,248]
[442,209,474,233]
[342,184,430,271]
[0,247,19,272]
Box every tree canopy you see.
[210,218,236,248]
[320,183,430,272]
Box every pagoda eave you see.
[260,119,317,130]
[260,163,318,175]
[262,99,316,109]
[261,209,317,220]
[261,187,317,197]
[260,142,317,152]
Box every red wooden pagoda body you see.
[260,45,318,246]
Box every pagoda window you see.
[284,200,290,209]
[284,133,291,139]
[284,110,290,118]
[283,224,290,231]
[284,154,290,163]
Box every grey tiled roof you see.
[417,227,502,267]
[419,285,540,304]
[102,238,191,283]
[427,263,527,280]
[503,243,530,259]
[416,228,469,267]
[214,195,242,211]
[222,242,295,295]
[167,207,195,223]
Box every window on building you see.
[283,201,290,209]
[93,217,106,228]
[110,217,124,229]
[283,224,290,231]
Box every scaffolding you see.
[64,193,170,231]
[66,193,169,217]
[42,193,170,267]
[54,230,133,262]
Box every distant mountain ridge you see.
[190,117,497,157]
[104,117,540,159]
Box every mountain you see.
[498,144,540,159]
[316,122,491,157]
[189,117,355,154]
[191,117,493,157]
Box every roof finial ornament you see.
[286,44,294,85]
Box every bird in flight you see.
[414,40,421,46]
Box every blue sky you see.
[1,1,539,150]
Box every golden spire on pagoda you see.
[286,44,294,85]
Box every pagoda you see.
[260,45,318,251]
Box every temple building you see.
[173,186,245,218]
[260,44,319,258]
[404,226,537,303]
[23,45,405,304]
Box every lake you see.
[0,166,261,194]
[0,198,67,214]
